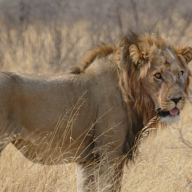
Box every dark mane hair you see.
[72,31,192,160]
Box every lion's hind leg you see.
[0,134,17,156]
[0,143,9,155]
[0,121,23,157]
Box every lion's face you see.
[142,48,189,124]
[126,33,192,125]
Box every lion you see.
[0,31,191,192]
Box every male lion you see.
[0,32,191,192]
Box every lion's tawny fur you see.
[72,43,117,74]
[0,31,191,192]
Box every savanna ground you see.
[0,0,192,191]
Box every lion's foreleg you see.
[76,157,124,192]
[94,154,124,192]
[76,161,96,192]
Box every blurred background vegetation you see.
[0,0,192,74]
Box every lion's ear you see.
[129,44,153,78]
[129,44,142,65]
[175,46,192,64]
[129,44,153,66]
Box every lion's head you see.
[72,31,192,127]
[116,32,192,126]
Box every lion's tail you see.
[71,43,117,74]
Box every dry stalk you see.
[134,115,161,154]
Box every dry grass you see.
[0,145,77,192]
[122,107,192,192]
[2,109,192,192]
[0,0,192,191]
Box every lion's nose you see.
[170,97,182,104]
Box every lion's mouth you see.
[158,107,179,117]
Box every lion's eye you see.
[181,70,184,76]
[154,73,162,80]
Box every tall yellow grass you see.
[0,1,192,191]
[0,26,191,191]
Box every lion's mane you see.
[72,31,192,158]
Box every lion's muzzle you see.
[170,97,182,104]
[158,108,170,117]
[169,107,179,116]
[158,107,179,117]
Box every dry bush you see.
[0,0,192,191]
